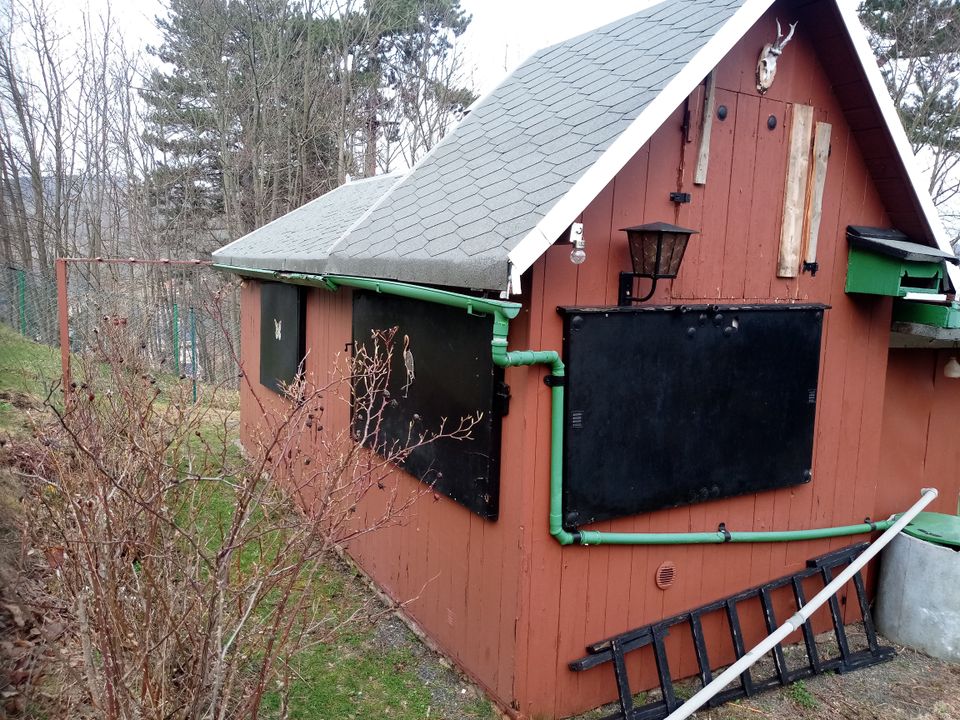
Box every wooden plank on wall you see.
[803,121,832,267]
[694,72,717,185]
[777,104,814,277]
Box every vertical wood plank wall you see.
[515,7,916,717]
[239,279,539,710]
[877,350,960,519]
[234,2,957,718]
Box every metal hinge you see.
[495,381,511,417]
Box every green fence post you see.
[190,306,197,403]
[172,302,180,374]
[16,269,26,336]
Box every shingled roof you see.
[214,0,959,294]
[213,173,403,271]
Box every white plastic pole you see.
[665,487,939,720]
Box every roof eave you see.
[506,0,776,293]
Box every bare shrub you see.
[17,298,476,719]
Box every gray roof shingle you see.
[215,0,749,290]
[213,173,403,272]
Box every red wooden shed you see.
[214,0,960,717]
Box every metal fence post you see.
[55,259,71,402]
[172,302,180,374]
[190,305,197,403]
[16,268,26,336]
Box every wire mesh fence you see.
[1,265,59,345]
[1,260,241,391]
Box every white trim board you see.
[507,0,775,287]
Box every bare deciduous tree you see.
[19,291,478,719]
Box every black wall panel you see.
[352,291,505,519]
[558,304,826,526]
[259,282,306,394]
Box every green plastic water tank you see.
[902,512,960,548]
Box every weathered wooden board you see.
[778,103,814,277]
[803,121,833,267]
[694,71,718,185]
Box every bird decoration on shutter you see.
[402,334,415,398]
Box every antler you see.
[775,20,797,51]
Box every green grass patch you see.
[788,679,817,710]
[0,324,61,393]
[0,324,61,429]
[262,643,432,719]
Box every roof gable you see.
[323,0,749,291]
[215,0,958,294]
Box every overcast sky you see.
[53,0,655,95]
[459,1,655,94]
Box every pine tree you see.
[141,0,473,244]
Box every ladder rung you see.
[851,570,880,654]
[689,613,713,688]
[820,565,853,663]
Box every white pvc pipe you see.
[665,488,939,720]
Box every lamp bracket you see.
[618,272,659,306]
[669,192,692,204]
[569,222,584,245]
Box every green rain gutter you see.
[216,264,896,547]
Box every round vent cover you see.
[655,561,676,590]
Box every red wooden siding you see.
[240,278,542,707]
[513,6,918,716]
[877,350,960,520]
[234,1,957,717]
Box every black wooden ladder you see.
[569,543,894,720]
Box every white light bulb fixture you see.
[945,356,960,379]
[569,222,586,265]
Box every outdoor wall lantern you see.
[617,222,698,306]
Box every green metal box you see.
[844,226,957,298]
[845,248,944,297]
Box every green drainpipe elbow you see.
[490,313,574,546]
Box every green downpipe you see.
[215,263,574,545]
[488,315,574,546]
[214,264,893,547]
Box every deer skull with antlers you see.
[756,19,797,94]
